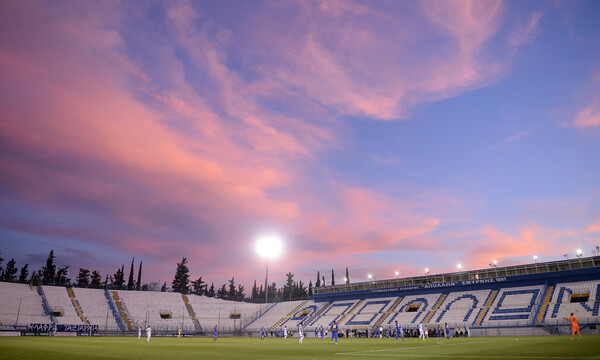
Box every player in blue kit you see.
[395,321,404,341]
[261,327,265,340]
[212,325,218,342]
[330,320,338,344]
[445,323,450,340]
[320,325,324,340]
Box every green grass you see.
[0,335,598,360]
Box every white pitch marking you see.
[335,340,490,356]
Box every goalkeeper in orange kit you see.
[566,313,581,340]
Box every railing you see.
[315,256,600,295]
[37,285,56,325]
[104,288,126,331]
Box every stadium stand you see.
[74,287,120,331]
[115,290,185,331]
[185,294,264,333]
[243,300,311,333]
[0,282,50,326]
[43,285,86,325]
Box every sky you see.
[0,0,599,292]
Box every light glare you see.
[256,235,283,259]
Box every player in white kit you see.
[146,326,152,342]
[418,323,425,340]
[138,325,141,340]
[284,326,288,339]
[298,322,304,344]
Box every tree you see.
[316,271,321,287]
[283,272,294,301]
[90,271,102,288]
[0,251,4,275]
[3,259,18,281]
[322,275,325,287]
[207,283,215,297]
[217,284,227,299]
[252,280,258,301]
[308,280,313,296]
[29,269,41,286]
[127,258,135,290]
[42,250,56,284]
[136,261,142,291]
[161,282,167,292]
[142,281,160,291]
[191,276,206,296]
[18,264,29,283]
[331,269,335,286]
[56,265,70,285]
[268,282,277,301]
[296,280,307,297]
[345,267,350,284]
[236,284,245,300]
[113,265,125,288]
[76,268,90,287]
[228,277,236,299]
[257,284,264,301]
[172,257,190,294]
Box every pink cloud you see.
[573,102,600,127]
[585,219,600,233]
[232,0,532,120]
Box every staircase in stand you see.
[474,290,498,326]
[337,300,364,326]
[182,294,202,333]
[67,287,89,325]
[423,293,448,324]
[111,291,134,331]
[373,297,404,329]
[536,285,555,324]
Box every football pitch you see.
[0,335,598,360]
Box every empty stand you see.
[42,285,85,325]
[0,282,50,326]
[74,287,120,331]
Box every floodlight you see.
[395,271,399,278]
[256,235,282,259]
[256,235,283,304]
[576,249,582,257]
[424,268,430,275]
[457,264,462,270]
[368,274,372,280]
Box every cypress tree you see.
[136,261,142,291]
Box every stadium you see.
[2,0,600,359]
[1,256,599,358]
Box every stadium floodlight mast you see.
[489,260,498,268]
[533,255,538,263]
[395,271,399,278]
[256,235,282,304]
[457,264,462,272]
[576,249,583,258]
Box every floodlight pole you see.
[264,258,269,304]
